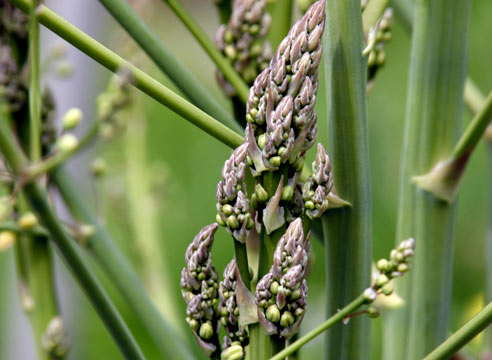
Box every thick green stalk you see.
[321,0,372,358]
[162,0,250,104]
[383,1,470,359]
[268,0,293,49]
[8,0,244,150]
[97,0,239,130]
[269,294,367,360]
[28,1,41,162]
[0,113,145,360]
[464,78,486,115]
[51,167,195,360]
[423,301,492,360]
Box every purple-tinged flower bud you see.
[219,259,249,351]
[216,144,252,243]
[181,224,220,355]
[255,218,310,338]
[215,0,272,96]
[302,143,334,219]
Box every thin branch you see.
[8,0,244,150]
[162,0,250,103]
[97,0,240,130]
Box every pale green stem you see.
[8,0,244,150]
[51,167,195,359]
[383,1,470,359]
[97,0,239,130]
[123,104,184,335]
[322,0,372,358]
[269,294,367,360]
[486,142,492,352]
[28,1,41,162]
[362,0,389,35]
[0,111,145,360]
[464,78,487,115]
[162,0,250,104]
[423,301,492,360]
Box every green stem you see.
[452,90,492,159]
[423,301,492,360]
[269,294,366,360]
[97,0,239,130]
[234,240,251,289]
[0,112,145,360]
[8,0,244,150]
[464,78,487,115]
[322,0,372,358]
[362,0,389,35]
[28,1,41,162]
[383,0,470,358]
[51,167,195,359]
[162,0,250,103]
[486,142,492,353]
[268,0,293,49]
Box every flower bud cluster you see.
[218,259,248,357]
[255,218,310,338]
[216,143,254,243]
[364,238,416,303]
[366,8,393,85]
[181,224,220,353]
[96,71,132,141]
[246,0,325,175]
[215,0,272,95]
[302,143,333,219]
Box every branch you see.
[97,0,240,130]
[8,0,244,150]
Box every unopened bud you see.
[363,287,377,303]
[91,158,107,177]
[222,204,234,216]
[56,134,78,153]
[376,258,389,272]
[376,274,389,287]
[0,231,16,251]
[381,283,394,296]
[18,212,38,230]
[280,311,294,327]
[199,322,214,340]
[226,215,240,230]
[266,304,280,322]
[62,107,83,130]
[397,263,409,273]
[221,343,244,360]
[255,183,269,202]
[281,186,294,201]
[366,305,380,318]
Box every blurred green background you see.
[0,0,491,358]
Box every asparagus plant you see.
[1,0,491,359]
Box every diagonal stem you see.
[8,0,244,150]
[97,0,240,130]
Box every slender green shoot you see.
[97,0,239,130]
[28,0,41,161]
[8,0,244,149]
[268,0,293,49]
[269,294,367,360]
[0,111,145,360]
[162,0,250,103]
[423,301,492,360]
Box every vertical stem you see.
[485,141,492,353]
[321,0,372,359]
[383,0,470,359]
[268,0,293,49]
[28,0,41,162]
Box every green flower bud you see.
[376,274,389,287]
[305,200,315,210]
[280,311,294,328]
[188,319,199,331]
[290,288,302,300]
[18,212,38,230]
[293,156,304,172]
[382,283,394,296]
[397,263,409,273]
[226,215,240,230]
[62,107,83,130]
[251,194,259,210]
[216,213,226,226]
[270,156,281,167]
[221,343,244,360]
[376,258,388,272]
[246,216,255,230]
[255,183,269,202]
[91,158,107,177]
[294,307,305,318]
[258,134,266,150]
[222,204,234,216]
[270,281,279,295]
[266,304,280,322]
[56,134,79,153]
[199,322,214,340]
[366,305,380,318]
[281,186,294,201]
[0,231,16,251]
[363,287,377,303]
